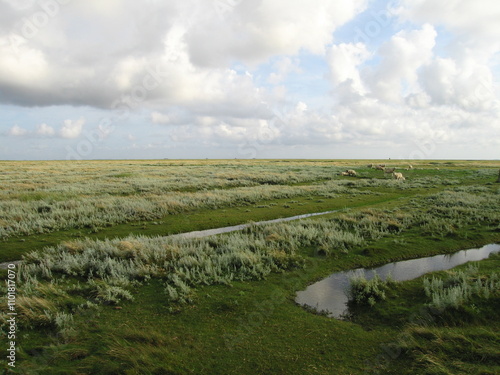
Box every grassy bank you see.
[348,254,500,375]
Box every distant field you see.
[1,159,499,374]
[1,159,497,240]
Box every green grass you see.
[1,159,500,374]
[349,254,500,375]
[0,184,429,263]
[8,232,500,374]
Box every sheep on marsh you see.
[384,167,396,174]
[392,172,405,181]
[340,169,357,177]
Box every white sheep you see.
[340,169,357,177]
[392,172,405,181]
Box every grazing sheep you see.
[367,164,373,168]
[340,169,357,177]
[392,172,405,181]
[384,167,396,174]
[375,165,385,171]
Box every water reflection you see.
[295,244,500,319]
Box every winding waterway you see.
[295,243,500,319]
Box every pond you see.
[295,243,500,319]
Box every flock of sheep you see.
[340,164,414,181]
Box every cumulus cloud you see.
[367,24,437,102]
[0,0,499,160]
[397,0,500,45]
[36,123,55,136]
[419,57,497,110]
[186,0,368,67]
[7,124,28,136]
[5,120,87,139]
[59,118,85,139]
[268,57,301,85]
[328,42,370,97]
[0,0,367,109]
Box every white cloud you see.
[328,42,370,95]
[59,118,85,139]
[0,0,368,109]
[397,0,500,74]
[151,111,171,124]
[268,57,301,85]
[367,24,437,102]
[397,0,500,42]
[186,0,368,67]
[0,0,499,160]
[419,57,497,110]
[36,123,55,136]
[0,35,49,87]
[7,124,28,136]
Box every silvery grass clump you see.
[0,183,319,238]
[408,190,500,236]
[347,272,396,307]
[246,219,365,254]
[12,229,308,333]
[17,216,369,311]
[452,185,491,193]
[43,311,75,341]
[333,209,413,240]
[423,265,500,311]
[19,230,306,305]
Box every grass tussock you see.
[348,273,396,306]
[423,265,500,312]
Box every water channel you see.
[0,210,339,269]
[168,209,339,239]
[295,243,500,319]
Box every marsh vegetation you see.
[0,159,499,374]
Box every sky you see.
[0,0,499,160]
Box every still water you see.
[295,243,500,319]
[170,210,338,239]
